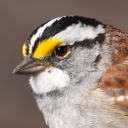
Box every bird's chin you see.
[29,67,70,94]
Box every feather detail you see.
[99,26,128,89]
[99,26,128,115]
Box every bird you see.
[13,15,128,128]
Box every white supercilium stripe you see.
[53,23,105,45]
[29,17,62,53]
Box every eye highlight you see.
[56,46,67,56]
[55,46,71,59]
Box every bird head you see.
[13,16,105,94]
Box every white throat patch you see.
[29,67,70,94]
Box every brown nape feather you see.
[99,26,128,114]
[99,64,128,89]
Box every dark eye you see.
[56,46,67,56]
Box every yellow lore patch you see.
[33,37,60,59]
[22,42,27,57]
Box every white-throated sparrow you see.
[13,16,128,128]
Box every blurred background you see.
[1,0,128,128]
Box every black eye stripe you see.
[71,34,105,49]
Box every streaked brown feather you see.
[99,26,128,114]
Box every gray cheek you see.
[56,43,102,86]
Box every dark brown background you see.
[1,0,128,128]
